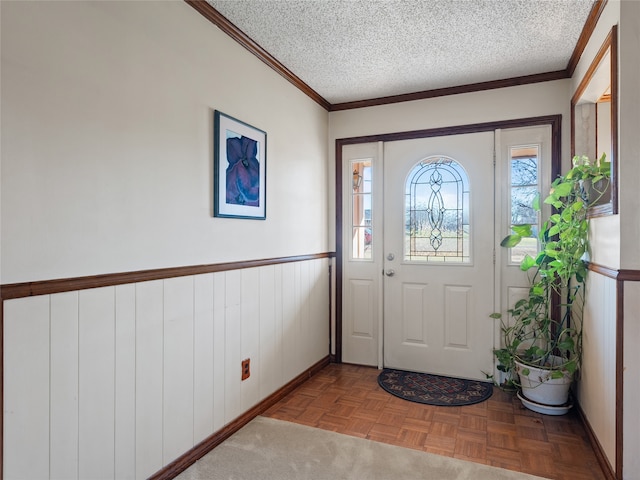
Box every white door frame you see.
[335,116,562,367]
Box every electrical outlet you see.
[241,358,250,380]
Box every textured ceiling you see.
[206,0,596,105]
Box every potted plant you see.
[490,154,611,414]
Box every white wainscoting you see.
[623,281,640,480]
[3,258,329,480]
[577,271,617,469]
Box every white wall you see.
[572,2,640,478]
[568,4,620,473]
[617,1,640,477]
[3,259,330,479]
[0,0,329,284]
[1,2,332,479]
[618,1,640,272]
[572,1,621,269]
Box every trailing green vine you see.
[490,154,611,389]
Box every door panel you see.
[383,132,495,380]
[401,282,430,344]
[350,279,375,337]
[341,142,383,366]
[494,126,552,383]
[445,285,471,347]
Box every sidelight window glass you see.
[509,146,540,263]
[351,159,372,260]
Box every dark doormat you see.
[377,368,493,407]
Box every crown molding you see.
[187,0,607,112]
[566,0,608,77]
[185,0,331,110]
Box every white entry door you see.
[340,126,552,377]
[382,132,495,380]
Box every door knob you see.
[385,269,395,277]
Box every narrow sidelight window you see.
[351,159,372,260]
[509,145,540,263]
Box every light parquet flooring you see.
[263,363,607,480]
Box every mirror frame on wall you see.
[571,25,618,217]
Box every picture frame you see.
[214,110,267,219]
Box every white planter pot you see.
[515,356,573,406]
[516,391,573,415]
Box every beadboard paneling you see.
[258,266,280,399]
[114,284,137,480]
[212,271,227,433]
[50,292,79,480]
[135,280,165,479]
[193,274,215,444]
[578,271,617,468]
[240,268,260,413]
[2,258,329,480]
[78,287,116,480]
[162,277,195,465]
[4,296,51,479]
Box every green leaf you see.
[511,224,533,237]
[520,255,536,271]
[513,299,528,311]
[571,199,584,211]
[553,182,573,197]
[534,347,547,357]
[489,313,502,319]
[501,235,521,248]
[544,197,563,209]
[557,338,574,350]
[532,193,541,211]
[535,251,548,265]
[520,367,530,376]
[598,153,610,168]
[531,285,544,296]
[565,360,578,374]
[550,371,565,379]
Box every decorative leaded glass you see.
[405,156,470,263]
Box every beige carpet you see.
[176,416,547,480]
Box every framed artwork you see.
[214,110,267,219]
